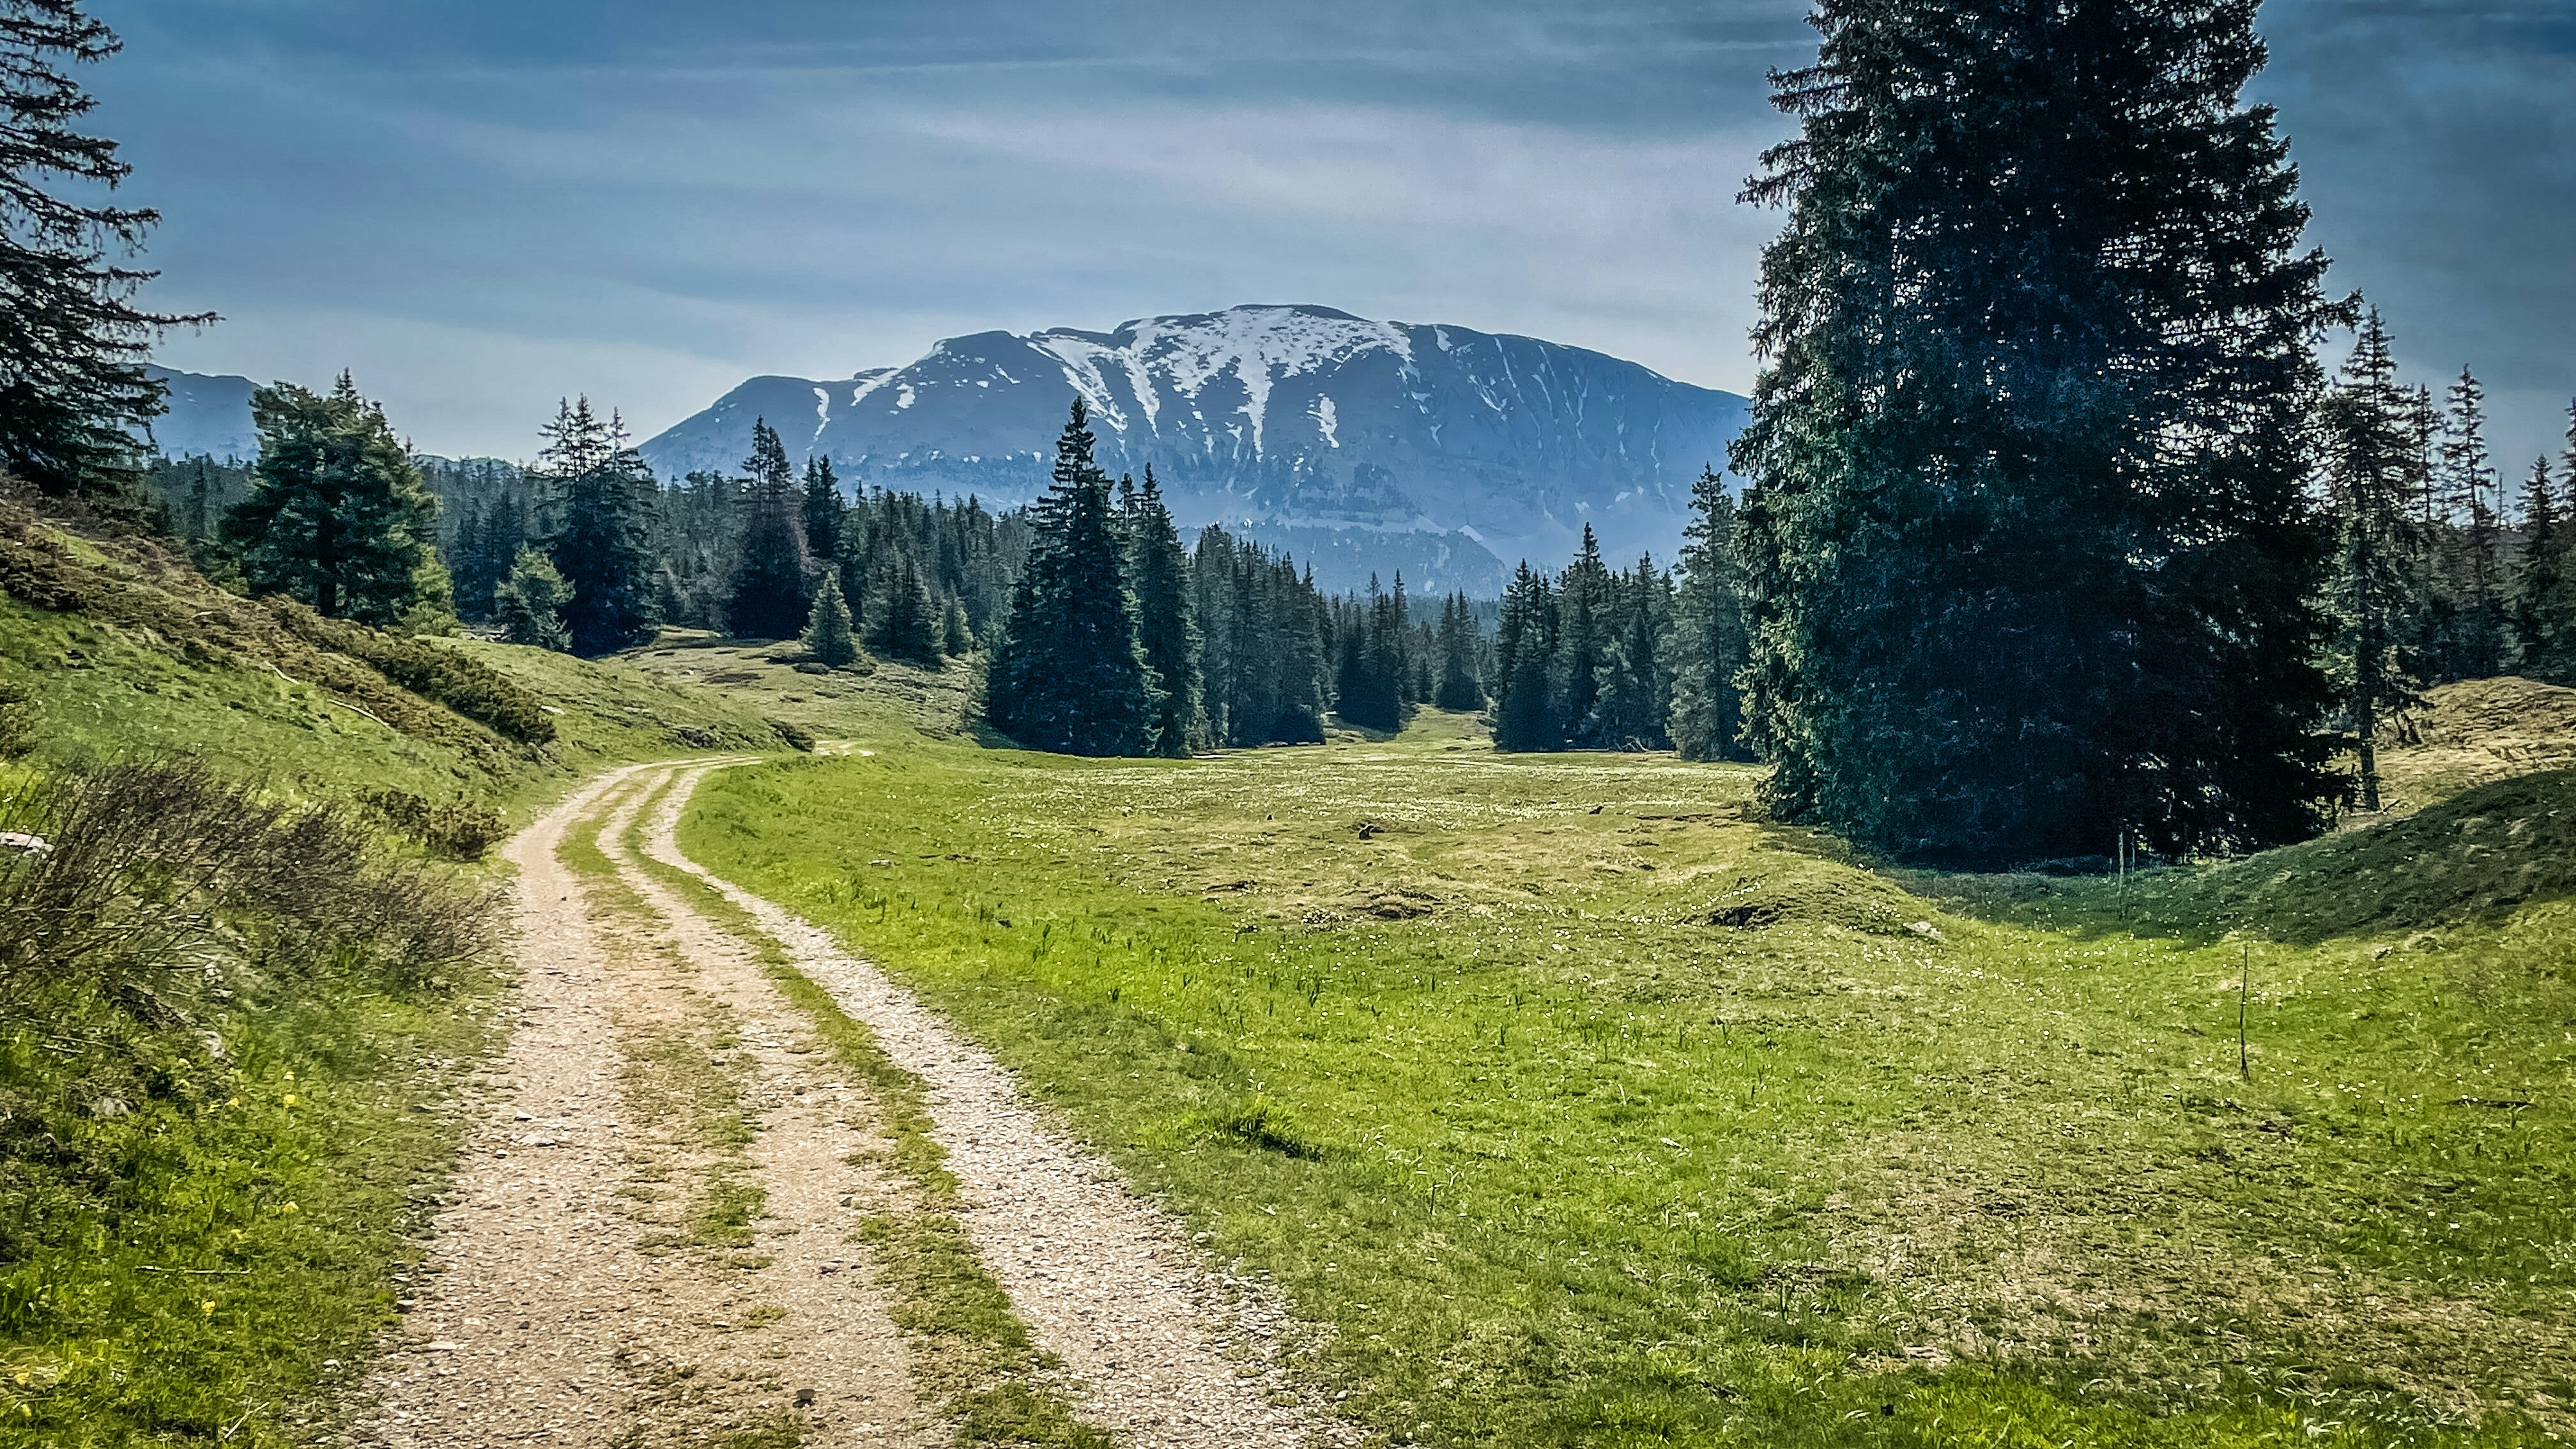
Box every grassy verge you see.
[679,713,2572,1449]
[610,768,1108,1449]
[0,914,503,1447]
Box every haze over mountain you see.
[641,305,1747,593]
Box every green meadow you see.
[684,709,2575,1449]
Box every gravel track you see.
[342,764,933,1448]
[642,763,1360,1449]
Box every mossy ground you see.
[684,708,2573,1449]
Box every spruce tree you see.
[802,571,859,668]
[2513,452,2575,686]
[495,544,571,652]
[862,540,942,665]
[536,397,658,655]
[1592,557,1671,750]
[2438,368,2505,677]
[941,595,974,656]
[2319,310,2432,812]
[221,374,445,626]
[984,399,1152,754]
[1491,563,1558,751]
[724,418,812,639]
[1732,0,2335,864]
[1124,464,1203,755]
[1669,468,1749,761]
[1553,528,1609,746]
[0,1,210,502]
[802,455,843,563]
[1433,592,1484,711]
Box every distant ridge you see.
[641,305,1747,593]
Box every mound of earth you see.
[2375,675,2576,813]
[2156,767,2576,944]
[1690,858,1929,935]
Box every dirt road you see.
[341,760,1349,1448]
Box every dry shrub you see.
[0,759,500,1016]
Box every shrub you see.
[0,759,500,1012]
[268,600,556,745]
[360,788,509,861]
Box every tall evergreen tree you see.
[0,1,210,502]
[496,544,571,652]
[2319,310,2432,812]
[221,374,445,626]
[2437,367,2505,677]
[985,399,1152,755]
[1592,556,1671,750]
[1553,527,1610,747]
[1731,0,2335,864]
[1123,464,1202,755]
[536,397,659,655]
[802,454,843,564]
[725,418,811,639]
[1669,468,1750,762]
[450,490,526,622]
[1491,563,1559,752]
[802,571,859,668]
[862,539,942,665]
[1432,592,1484,711]
[2513,452,2575,686]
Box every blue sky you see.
[101,1,2575,470]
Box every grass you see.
[681,708,2574,1449]
[0,933,503,1447]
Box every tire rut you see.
[638,763,1360,1449]
[342,763,935,1448]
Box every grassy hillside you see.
[685,707,2573,1449]
[0,489,806,1446]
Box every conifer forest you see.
[5,2,2575,1447]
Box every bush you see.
[360,788,509,861]
[0,759,500,1012]
[268,600,556,745]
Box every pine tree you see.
[724,418,811,639]
[495,544,571,652]
[984,399,1152,754]
[1124,464,1202,755]
[1491,563,1558,752]
[1669,468,1749,761]
[1433,592,1483,711]
[2319,310,2432,812]
[536,397,658,654]
[862,540,942,665]
[802,571,859,668]
[220,374,445,626]
[1731,0,2336,864]
[0,2,210,502]
[802,455,843,564]
[941,595,974,656]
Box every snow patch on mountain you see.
[638,303,1747,594]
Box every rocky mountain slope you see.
[640,305,1747,592]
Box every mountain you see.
[640,305,1747,594]
[141,365,262,463]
